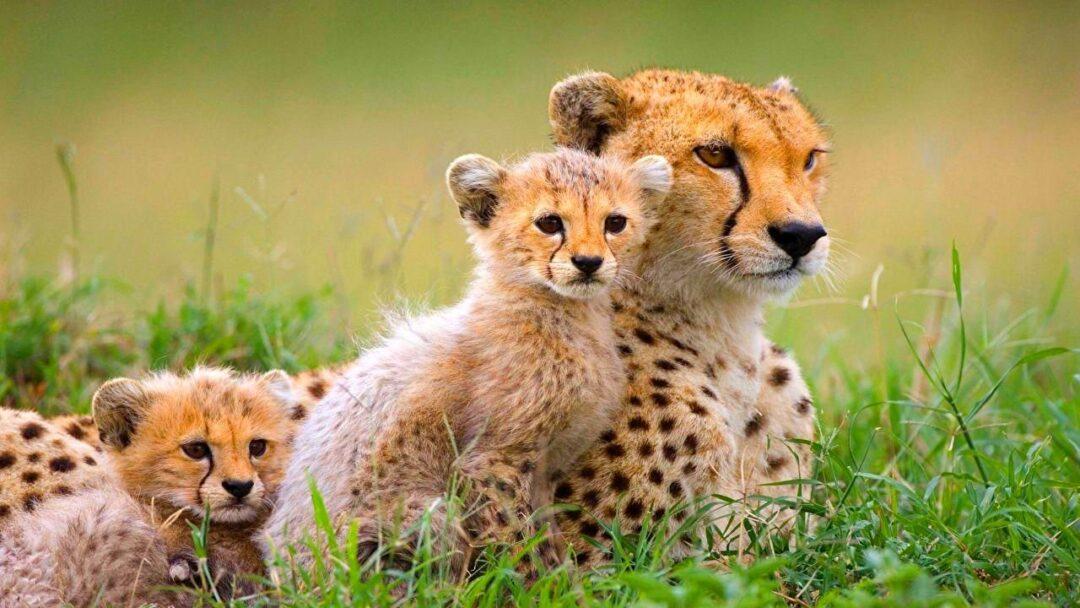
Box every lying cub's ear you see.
[259,370,299,412]
[767,76,798,95]
[630,155,673,205]
[92,378,151,449]
[549,71,628,153]
[446,154,507,229]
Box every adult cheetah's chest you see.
[551,294,765,548]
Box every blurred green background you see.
[2,1,1077,361]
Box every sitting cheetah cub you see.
[264,148,672,572]
[0,368,302,606]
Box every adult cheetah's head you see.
[550,69,831,301]
[446,148,670,300]
[92,367,299,524]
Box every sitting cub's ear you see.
[92,378,150,449]
[259,370,299,411]
[631,155,674,205]
[446,154,507,229]
[549,71,628,153]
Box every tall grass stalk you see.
[55,141,80,282]
[202,176,221,302]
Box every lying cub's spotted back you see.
[0,409,110,527]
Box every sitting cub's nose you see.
[222,479,254,499]
[767,222,827,260]
[571,255,604,276]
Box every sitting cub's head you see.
[92,367,299,524]
[447,147,671,300]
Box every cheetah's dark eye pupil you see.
[181,441,210,460]
[535,215,564,235]
[249,439,267,458]
[694,145,738,170]
[605,214,627,234]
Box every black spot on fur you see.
[673,357,693,368]
[0,504,9,518]
[21,470,40,484]
[638,442,655,457]
[650,393,671,408]
[795,397,812,414]
[683,462,697,474]
[687,401,708,416]
[769,367,792,387]
[654,359,677,372]
[55,485,73,496]
[22,493,42,512]
[579,466,596,480]
[628,395,643,407]
[634,328,656,345]
[628,416,649,431]
[745,412,764,436]
[519,460,535,474]
[617,344,633,357]
[625,499,644,520]
[83,455,96,466]
[767,455,788,472]
[683,434,699,454]
[554,482,573,501]
[662,443,678,462]
[49,456,76,473]
[580,521,600,537]
[668,481,683,498]
[604,443,625,459]
[308,379,326,399]
[654,507,667,520]
[700,385,717,400]
[648,468,663,485]
[0,452,14,469]
[599,429,616,442]
[610,472,630,492]
[650,378,671,389]
[20,423,45,441]
[27,453,40,463]
[573,549,591,565]
[66,424,86,440]
[658,417,675,433]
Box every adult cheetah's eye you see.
[605,214,627,234]
[694,144,739,170]
[249,439,267,458]
[535,214,564,235]
[181,441,210,460]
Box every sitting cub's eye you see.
[534,214,564,235]
[249,439,268,458]
[181,441,210,460]
[694,144,739,170]
[804,150,818,172]
[605,214,628,234]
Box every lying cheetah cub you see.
[0,368,302,605]
[265,148,672,572]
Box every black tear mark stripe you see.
[546,233,566,280]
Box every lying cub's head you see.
[92,367,299,524]
[447,147,671,300]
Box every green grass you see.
[1,244,1076,606]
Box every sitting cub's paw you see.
[167,551,200,585]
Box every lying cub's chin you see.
[204,502,261,524]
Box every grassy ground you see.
[2,228,1076,606]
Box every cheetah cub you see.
[264,148,672,572]
[0,368,304,606]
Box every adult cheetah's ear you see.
[631,155,673,205]
[446,154,507,229]
[549,71,628,153]
[258,370,299,412]
[767,76,798,95]
[92,378,151,449]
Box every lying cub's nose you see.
[571,255,604,276]
[222,479,254,499]
[767,222,827,260]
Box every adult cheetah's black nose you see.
[571,255,604,276]
[222,479,254,499]
[767,222,827,261]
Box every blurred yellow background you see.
[2,2,1077,355]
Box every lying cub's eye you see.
[535,214,564,235]
[694,144,739,170]
[249,439,267,458]
[605,214,628,234]
[181,441,210,460]
[804,150,818,172]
